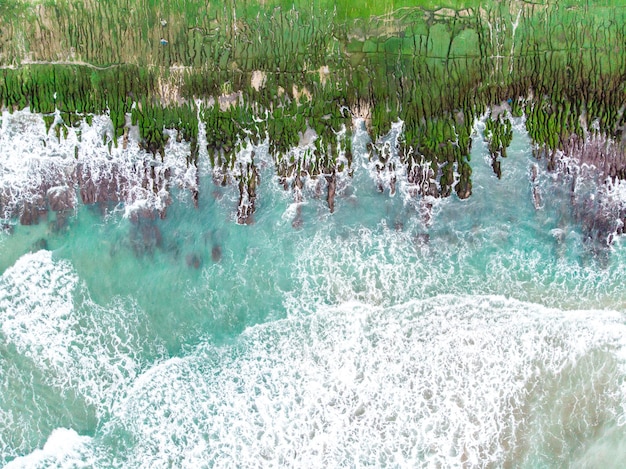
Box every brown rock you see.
[47,185,76,212]
[211,245,222,262]
[20,199,47,225]
[326,171,336,213]
[186,253,202,269]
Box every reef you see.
[0,0,624,245]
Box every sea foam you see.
[4,428,95,469]
[0,251,166,465]
[101,295,626,468]
[0,108,198,222]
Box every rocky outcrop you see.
[75,163,124,205]
[20,197,47,225]
[47,185,76,212]
[535,132,626,247]
[326,170,337,213]
[236,162,260,225]
[129,211,163,257]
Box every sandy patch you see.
[251,70,267,91]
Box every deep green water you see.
[1,111,626,467]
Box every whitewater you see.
[1,109,626,467]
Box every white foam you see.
[602,177,626,210]
[4,428,94,469]
[361,120,405,195]
[0,108,198,220]
[0,251,166,464]
[267,122,352,210]
[285,220,626,314]
[0,109,75,219]
[106,295,626,468]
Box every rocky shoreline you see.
[1,2,625,255]
[1,106,625,258]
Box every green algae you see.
[1,1,625,207]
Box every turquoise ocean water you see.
[1,110,626,467]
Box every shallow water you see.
[1,111,626,467]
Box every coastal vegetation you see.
[1,0,624,230]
